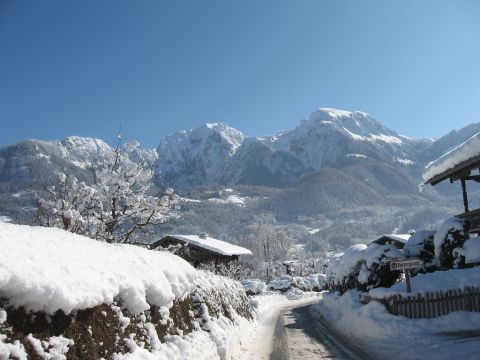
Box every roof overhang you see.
[424,154,480,186]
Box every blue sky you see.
[1,0,479,148]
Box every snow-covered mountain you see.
[0,106,478,254]
[155,108,432,188]
[0,136,157,181]
[154,123,245,187]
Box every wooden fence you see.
[362,287,480,319]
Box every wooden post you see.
[461,179,469,213]
[405,270,412,293]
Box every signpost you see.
[389,258,423,293]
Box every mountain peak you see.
[155,123,246,187]
[299,108,400,144]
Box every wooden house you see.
[149,233,252,267]
[369,234,411,249]
[422,132,480,233]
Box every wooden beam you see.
[465,175,480,183]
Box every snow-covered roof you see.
[369,234,410,247]
[159,234,253,257]
[422,132,480,185]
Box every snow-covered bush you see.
[302,273,327,291]
[325,244,366,294]
[357,243,404,291]
[265,273,326,293]
[268,276,294,292]
[326,242,407,293]
[240,279,267,296]
[434,217,469,269]
[404,230,438,274]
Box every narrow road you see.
[270,303,375,360]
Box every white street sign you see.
[389,258,423,271]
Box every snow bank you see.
[369,267,480,298]
[423,131,480,183]
[315,290,480,359]
[0,222,199,314]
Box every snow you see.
[0,221,259,359]
[225,195,245,205]
[156,123,246,187]
[315,290,480,360]
[363,243,403,269]
[241,279,267,295]
[373,233,411,243]
[423,131,480,183]
[346,153,367,159]
[0,334,27,360]
[318,108,353,118]
[26,334,73,360]
[113,330,220,360]
[12,191,26,198]
[229,293,322,360]
[0,222,199,314]
[455,236,480,264]
[326,244,367,283]
[370,134,402,144]
[393,157,414,165]
[165,234,252,256]
[207,194,246,206]
[404,230,435,257]
[342,127,365,141]
[433,217,465,257]
[369,267,480,298]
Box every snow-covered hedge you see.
[326,242,405,293]
[0,222,253,359]
[0,222,198,314]
[325,218,480,295]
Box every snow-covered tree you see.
[242,223,293,281]
[34,140,179,243]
